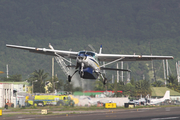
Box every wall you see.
[0,83,14,108]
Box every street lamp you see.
[32,80,38,94]
[53,81,59,93]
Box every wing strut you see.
[99,57,125,67]
[49,43,70,76]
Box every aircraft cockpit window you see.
[78,51,85,56]
[78,51,95,58]
[86,52,95,57]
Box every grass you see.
[151,87,180,97]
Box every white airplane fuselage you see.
[148,90,170,105]
[76,51,100,79]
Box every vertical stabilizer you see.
[163,90,170,100]
[99,45,102,54]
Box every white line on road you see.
[151,117,179,120]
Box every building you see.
[0,81,30,108]
[0,83,15,108]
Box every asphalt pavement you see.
[1,106,180,120]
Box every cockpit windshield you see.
[78,51,95,58]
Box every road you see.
[1,106,180,120]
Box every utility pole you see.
[127,63,130,83]
[176,61,180,85]
[52,57,54,90]
[52,57,54,78]
[6,64,9,78]
[121,61,123,82]
[112,74,114,83]
[117,63,119,83]
[163,60,167,85]
[166,59,169,79]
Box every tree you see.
[28,69,49,93]
[167,74,177,85]
[130,78,135,86]
[151,80,164,87]
[51,76,64,92]
[123,83,135,97]
[167,74,178,91]
[94,80,105,91]
[135,80,151,97]
[74,87,83,92]
[1,74,22,82]
[64,80,73,93]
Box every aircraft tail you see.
[163,90,170,100]
[99,45,102,54]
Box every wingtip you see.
[6,44,11,47]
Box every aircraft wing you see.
[6,44,78,59]
[97,54,173,62]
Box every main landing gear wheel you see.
[103,78,107,85]
[80,72,84,77]
[67,70,78,83]
[68,75,71,82]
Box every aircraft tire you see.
[103,78,107,85]
[80,72,84,77]
[68,75,71,82]
[56,100,64,106]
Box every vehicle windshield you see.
[78,51,95,58]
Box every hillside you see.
[0,0,179,82]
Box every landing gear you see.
[68,75,71,82]
[103,78,107,85]
[100,73,107,85]
[80,71,84,77]
[68,70,78,83]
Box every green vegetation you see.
[0,1,179,91]
[151,87,180,97]
[95,78,151,97]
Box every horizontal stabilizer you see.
[100,67,131,72]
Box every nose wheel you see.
[68,75,72,82]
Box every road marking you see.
[151,117,179,120]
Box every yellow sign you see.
[0,71,4,74]
[41,109,47,114]
[0,109,2,116]
[129,105,134,108]
[105,103,116,108]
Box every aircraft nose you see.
[78,56,84,60]
[78,56,87,60]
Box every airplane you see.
[6,44,173,84]
[129,94,148,105]
[148,90,170,105]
